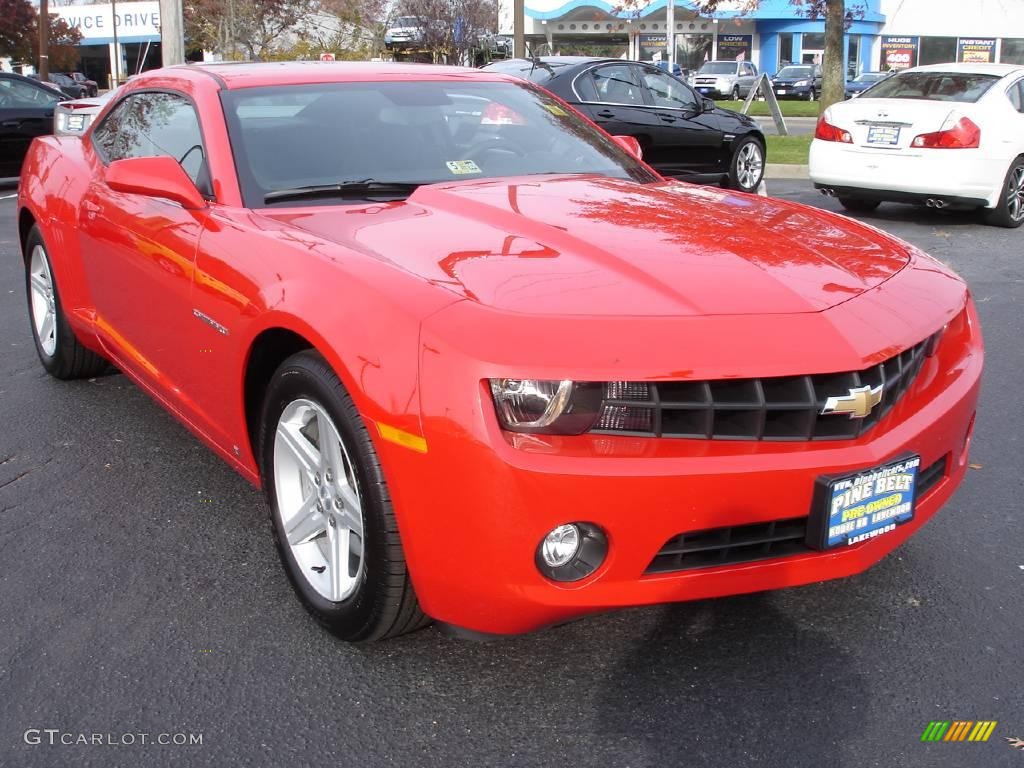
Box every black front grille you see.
[645,455,950,575]
[646,517,810,574]
[592,335,937,442]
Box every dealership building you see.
[51,2,162,88]
[497,0,1024,77]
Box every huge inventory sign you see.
[717,34,752,62]
[958,38,996,63]
[880,36,918,70]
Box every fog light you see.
[541,524,580,567]
[535,522,608,583]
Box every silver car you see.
[692,60,759,100]
[53,88,118,136]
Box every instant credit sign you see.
[717,34,752,62]
[880,36,918,70]
[958,38,996,63]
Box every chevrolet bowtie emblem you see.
[821,384,884,419]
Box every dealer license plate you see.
[867,125,901,145]
[777,89,787,95]
[809,456,920,549]
[698,88,710,93]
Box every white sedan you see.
[810,62,1024,227]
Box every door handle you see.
[659,115,676,123]
[596,110,615,119]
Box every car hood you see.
[260,175,910,317]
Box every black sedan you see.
[484,57,766,193]
[0,72,65,178]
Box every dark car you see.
[65,71,99,97]
[47,73,88,99]
[483,57,766,193]
[844,70,892,100]
[771,64,823,100]
[0,72,65,178]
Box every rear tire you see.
[984,157,1024,228]
[258,350,430,642]
[838,198,881,213]
[23,225,109,380]
[728,136,765,193]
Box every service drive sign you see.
[880,36,918,70]
[320,53,336,61]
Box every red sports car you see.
[16,63,983,641]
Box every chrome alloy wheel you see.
[1007,165,1024,222]
[736,142,764,191]
[29,244,57,357]
[274,399,365,602]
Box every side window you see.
[1008,80,1024,113]
[744,63,756,76]
[591,65,647,106]
[0,77,62,107]
[641,69,698,111]
[574,72,599,102]
[92,92,211,196]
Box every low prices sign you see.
[957,38,996,63]
[880,36,918,70]
[717,34,752,62]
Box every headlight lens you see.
[795,80,809,86]
[489,379,604,434]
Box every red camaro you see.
[16,63,983,641]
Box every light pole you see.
[111,0,121,85]
[38,0,49,78]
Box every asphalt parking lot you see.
[0,180,1021,768]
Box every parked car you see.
[0,71,65,177]
[47,73,88,100]
[26,74,68,97]
[384,16,425,50]
[810,62,1024,226]
[17,62,982,641]
[54,88,119,136]
[64,71,99,98]
[844,70,892,99]
[692,60,759,99]
[484,57,766,192]
[771,64,823,100]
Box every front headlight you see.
[489,380,662,435]
[795,80,809,86]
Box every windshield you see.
[854,73,886,83]
[392,16,418,27]
[699,62,737,75]
[222,80,658,207]
[776,67,813,79]
[861,71,998,102]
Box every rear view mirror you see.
[612,135,643,160]
[105,155,207,210]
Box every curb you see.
[765,164,810,180]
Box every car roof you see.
[160,61,509,90]
[907,62,1022,77]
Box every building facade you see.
[499,0,1024,78]
[53,2,162,88]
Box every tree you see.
[0,0,41,63]
[692,0,865,112]
[0,0,82,71]
[185,0,318,60]
[395,0,498,64]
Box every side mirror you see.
[701,97,716,113]
[612,135,643,160]
[105,155,207,210]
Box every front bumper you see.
[377,296,982,636]
[810,141,1005,207]
[773,84,812,99]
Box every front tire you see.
[24,225,108,379]
[728,136,765,193]
[731,85,740,100]
[985,157,1024,228]
[838,197,881,213]
[808,88,817,102]
[258,350,429,642]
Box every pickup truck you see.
[691,60,759,99]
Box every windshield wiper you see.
[264,179,425,204]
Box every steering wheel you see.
[463,138,527,164]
